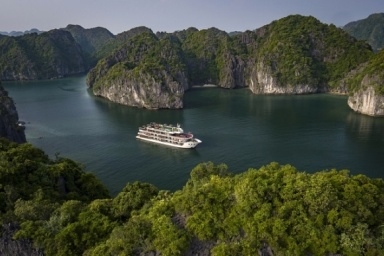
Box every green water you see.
[3,75,384,195]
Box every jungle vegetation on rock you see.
[1,139,384,255]
[84,15,378,110]
[345,48,384,95]
[0,30,86,80]
[87,15,374,94]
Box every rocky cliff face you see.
[249,61,324,94]
[217,54,248,89]
[246,15,372,95]
[348,77,384,116]
[87,31,188,109]
[344,48,384,116]
[92,70,185,109]
[0,223,43,256]
[0,83,26,143]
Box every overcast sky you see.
[1,0,382,34]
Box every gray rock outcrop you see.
[348,80,384,116]
[0,223,43,256]
[0,83,26,143]
[217,54,248,89]
[92,70,185,109]
[249,61,323,94]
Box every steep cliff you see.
[0,82,26,143]
[248,15,373,95]
[0,30,86,80]
[181,27,251,89]
[249,60,324,94]
[346,50,384,116]
[87,31,187,109]
[90,67,185,109]
[348,85,384,116]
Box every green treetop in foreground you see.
[1,139,383,255]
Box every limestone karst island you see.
[1,12,384,256]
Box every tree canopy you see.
[1,139,383,255]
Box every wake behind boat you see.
[136,123,202,149]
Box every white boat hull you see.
[136,136,201,149]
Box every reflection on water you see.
[138,141,200,159]
[346,112,384,143]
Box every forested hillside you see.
[346,49,384,95]
[86,30,188,109]
[94,26,154,61]
[343,13,384,52]
[0,30,86,80]
[250,15,373,92]
[62,25,114,67]
[1,139,383,255]
[0,15,375,93]
[87,15,373,109]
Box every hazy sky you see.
[1,0,382,34]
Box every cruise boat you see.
[136,123,202,149]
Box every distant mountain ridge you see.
[0,28,44,37]
[343,13,384,52]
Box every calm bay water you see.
[3,75,384,195]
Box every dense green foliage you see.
[89,26,251,91]
[345,49,384,95]
[255,15,373,88]
[0,138,109,222]
[343,13,384,52]
[94,26,154,61]
[0,30,86,80]
[87,31,187,92]
[181,27,228,85]
[62,25,114,67]
[88,15,374,96]
[1,139,384,255]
